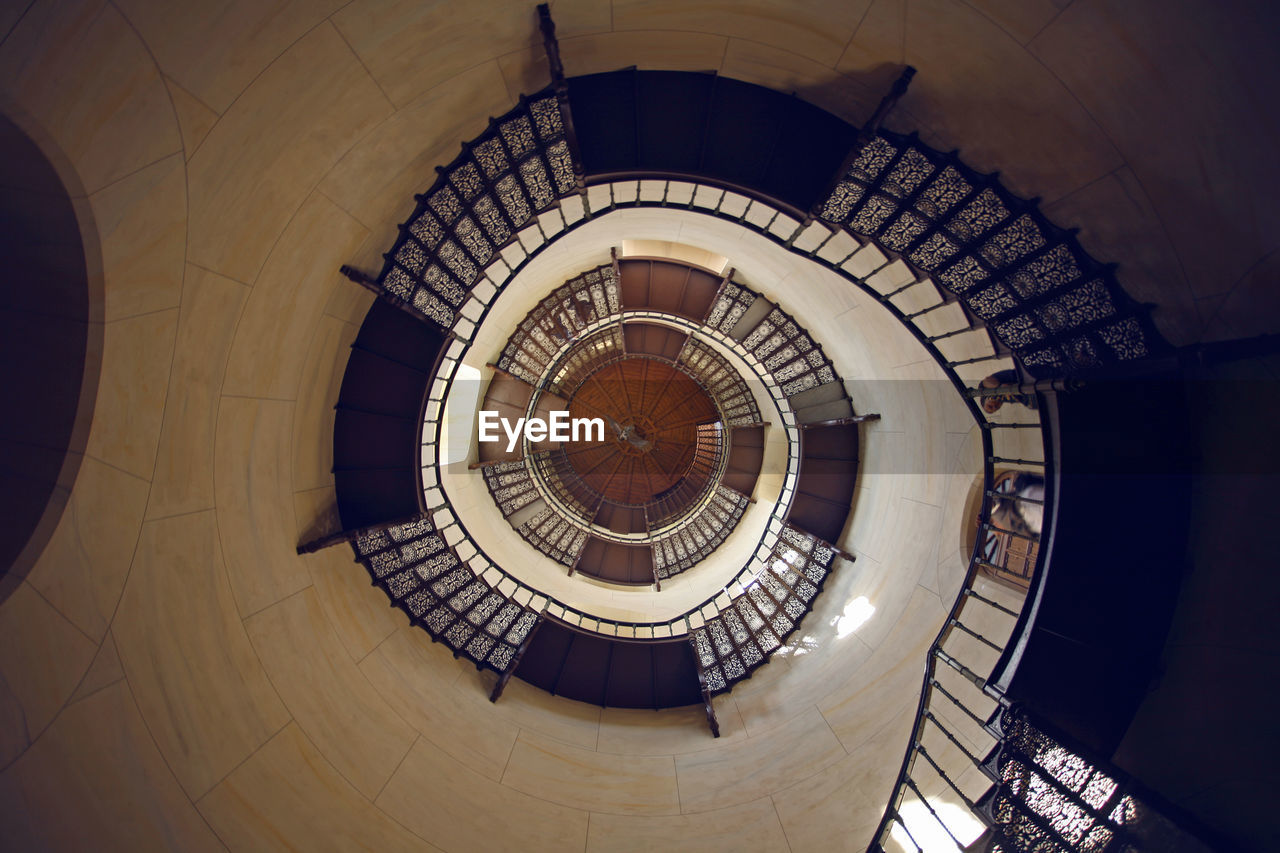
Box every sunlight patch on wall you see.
[834,595,875,639]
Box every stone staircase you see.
[350,514,540,676]
[319,68,1173,746]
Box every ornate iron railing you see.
[329,54,1194,837]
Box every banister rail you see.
[412,173,1032,646]
[327,61,1193,836]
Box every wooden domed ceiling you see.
[564,356,718,506]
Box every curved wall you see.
[0,1,1274,850]
[0,113,101,599]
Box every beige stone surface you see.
[186,23,391,285]
[1032,0,1280,301]
[25,456,150,639]
[720,38,873,126]
[675,705,847,812]
[503,730,681,815]
[1046,165,1202,346]
[561,28,728,78]
[147,265,250,519]
[836,0,905,94]
[587,798,791,852]
[297,490,408,661]
[67,631,124,704]
[903,0,1123,203]
[292,316,358,490]
[324,266,378,325]
[359,628,516,782]
[246,587,416,799]
[966,0,1062,45]
[215,397,310,616]
[1,0,1273,848]
[164,75,219,158]
[0,582,96,766]
[199,722,431,852]
[319,61,511,232]
[332,0,539,108]
[0,0,181,192]
[222,193,368,400]
[0,681,223,852]
[613,0,871,68]
[114,511,290,798]
[84,308,177,480]
[88,152,186,322]
[772,703,918,852]
[818,587,942,751]
[595,698,748,755]
[377,736,590,853]
[0,4,29,41]
[116,0,350,114]
[455,663,604,750]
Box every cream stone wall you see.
[0,0,1275,850]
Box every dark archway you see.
[0,114,98,601]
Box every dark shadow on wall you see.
[0,112,102,603]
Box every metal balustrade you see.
[330,169,1052,750]
[307,44,1215,834]
[327,53,1065,743]
[391,173,1042,661]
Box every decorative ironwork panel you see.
[811,131,1166,376]
[375,90,583,332]
[980,706,1210,853]
[483,458,539,517]
[496,264,621,386]
[705,282,755,334]
[738,305,837,400]
[678,339,762,427]
[346,513,537,674]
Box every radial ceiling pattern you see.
[564,357,718,505]
[3,1,1269,851]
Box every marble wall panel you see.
[221,193,368,401]
[587,798,791,852]
[292,316,359,491]
[26,456,150,640]
[0,582,96,768]
[0,681,222,851]
[245,587,416,799]
[114,511,290,798]
[359,628,518,783]
[772,703,918,852]
[902,0,1123,203]
[84,308,177,481]
[66,631,124,705]
[164,77,219,158]
[186,23,391,285]
[147,265,249,520]
[332,0,540,108]
[612,0,871,68]
[502,731,681,815]
[1032,0,1280,303]
[319,61,512,233]
[199,722,431,852]
[0,0,181,193]
[215,397,311,615]
[116,0,349,113]
[298,489,405,661]
[88,152,186,323]
[674,705,846,812]
[377,736,590,853]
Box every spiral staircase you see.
[296,13,1218,850]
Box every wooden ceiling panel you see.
[565,357,716,506]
